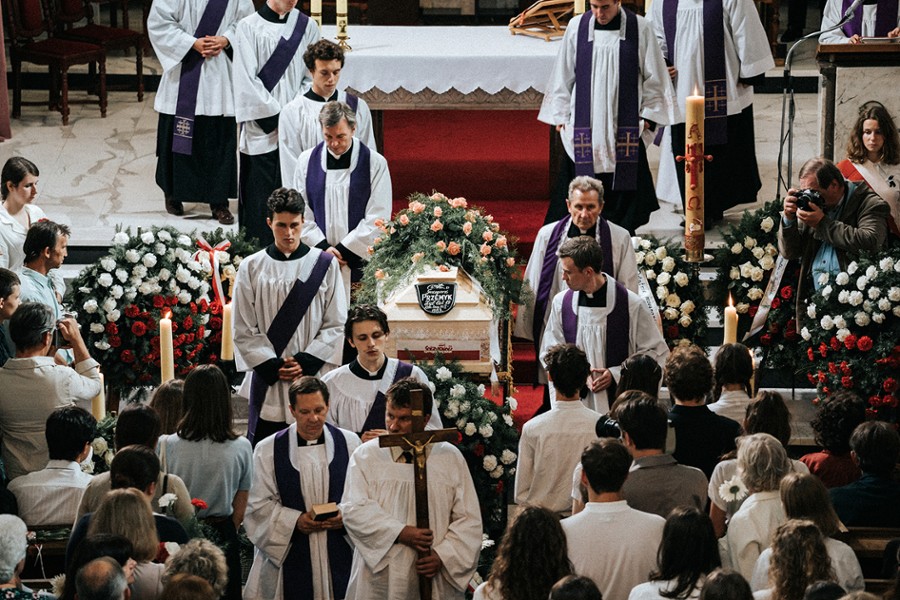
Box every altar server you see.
[820,0,900,43]
[292,101,392,293]
[278,39,376,181]
[539,0,677,234]
[649,0,774,226]
[232,188,347,445]
[340,379,482,600]
[322,304,441,439]
[234,0,320,246]
[540,236,668,413]
[148,0,253,225]
[244,376,360,600]
[515,176,638,387]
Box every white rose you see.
[507,397,518,411]
[730,242,743,255]
[140,231,155,244]
[503,414,514,426]
[743,236,757,249]
[751,246,765,260]
[834,316,847,329]
[132,265,147,279]
[878,298,891,311]
[464,423,477,436]
[636,252,646,265]
[835,272,850,286]
[157,230,172,242]
[107,310,121,322]
[640,239,652,250]
[868,287,881,300]
[482,455,498,472]
[822,285,833,299]
[849,291,864,306]
[155,243,167,256]
[644,252,657,267]
[490,466,504,479]
[83,299,98,314]
[765,243,778,257]
[760,216,775,233]
[90,323,104,334]
[889,287,900,302]
[747,287,764,301]
[444,401,459,419]
[750,267,764,282]
[113,232,129,245]
[759,256,775,271]
[478,424,494,438]
[436,367,452,381]
[94,340,110,350]
[855,312,871,327]
[847,262,858,275]
[895,306,900,317]
[115,268,128,283]
[736,302,749,314]
[101,298,117,313]
[178,290,191,304]
[657,272,671,286]
[866,265,877,279]
[158,268,171,281]
[125,249,140,263]
[729,267,741,281]
[655,247,667,260]
[674,272,689,287]
[142,253,158,268]
[837,290,850,304]
[177,235,191,246]
[836,328,850,342]
[663,307,679,321]
[873,312,885,324]
[656,286,668,301]
[500,449,517,465]
[450,384,466,399]
[661,257,676,272]
[856,276,869,291]
[807,303,817,319]
[679,315,692,327]
[97,273,113,287]
[820,316,834,330]
[110,285,124,299]
[801,327,811,341]
[665,293,681,308]
[681,300,695,315]
[739,262,753,278]
[645,269,656,280]
[100,257,115,271]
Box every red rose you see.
[142,353,156,363]
[105,322,118,335]
[121,350,135,363]
[868,395,881,408]
[146,318,156,331]
[780,286,793,300]
[152,295,165,309]
[109,335,122,348]
[857,336,873,352]
[771,297,781,310]
[199,298,209,311]
[183,316,193,330]
[209,317,223,331]
[828,362,838,375]
[131,322,147,337]
[166,296,178,306]
[210,302,222,315]
[191,498,208,510]
[748,305,759,318]
[474,444,485,457]
[124,305,140,318]
[884,378,898,393]
[807,348,815,361]
[844,335,857,351]
[211,332,222,344]
[760,334,772,346]
[841,375,853,389]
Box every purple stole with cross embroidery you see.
[172,0,231,155]
[257,11,310,93]
[247,251,333,443]
[842,0,899,36]
[662,0,728,145]
[359,361,414,435]
[345,93,359,113]
[273,422,352,599]
[561,282,630,369]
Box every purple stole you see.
[359,361,414,435]
[561,282,630,368]
[273,422,352,599]
[247,251,333,443]
[345,93,359,113]
[257,11,310,93]
[842,0,899,36]
[662,0,728,145]
[172,0,230,155]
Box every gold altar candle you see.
[574,0,585,15]
[160,311,175,383]
[684,91,705,262]
[336,0,350,50]
[91,373,106,421]
[221,303,234,361]
[311,0,322,28]
[723,295,738,345]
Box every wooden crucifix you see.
[378,389,459,600]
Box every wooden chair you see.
[5,0,108,125]
[51,0,145,101]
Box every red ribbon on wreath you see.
[193,237,231,307]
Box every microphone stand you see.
[775,14,857,200]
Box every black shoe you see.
[213,207,235,225]
[165,195,184,216]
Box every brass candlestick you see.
[336,13,351,50]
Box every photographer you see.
[778,157,889,320]
[0,302,101,480]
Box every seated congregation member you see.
[473,505,572,600]
[162,574,217,600]
[293,101,392,292]
[563,438,665,600]
[799,391,866,489]
[829,420,900,527]
[549,576,603,600]
[515,343,601,517]
[278,39,376,180]
[322,304,440,440]
[751,473,863,594]
[629,507,721,600]
[699,570,753,600]
[616,353,663,402]
[78,405,193,524]
[8,406,95,526]
[540,236,669,413]
[751,520,836,600]
[163,539,228,599]
[244,376,360,600]
[0,515,41,600]
[18,221,69,316]
[0,268,21,367]
[68,447,190,563]
[0,302,101,480]
[157,365,250,600]
[60,534,137,600]
[340,379,482,600]
[708,391,809,538]
[148,379,184,436]
[75,557,130,600]
[666,345,741,479]
[709,343,754,424]
[725,434,791,579]
[233,188,347,444]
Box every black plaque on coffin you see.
[415,282,457,316]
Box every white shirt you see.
[708,458,808,519]
[0,203,65,294]
[8,460,93,526]
[707,389,754,424]
[750,536,864,593]
[724,490,786,579]
[629,578,703,600]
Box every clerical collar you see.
[567,221,597,239]
[327,140,353,169]
[259,3,289,22]
[595,13,622,30]
[297,432,325,447]
[305,89,339,103]
[349,357,388,380]
[578,281,608,307]
[265,242,310,261]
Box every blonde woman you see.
[752,520,836,600]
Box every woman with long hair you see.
[709,343,754,424]
[148,379,184,436]
[473,505,572,600]
[629,507,721,599]
[754,520,836,600]
[617,353,664,400]
[750,473,863,594]
[157,364,251,600]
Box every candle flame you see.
[163,310,172,320]
[727,294,734,308]
[693,85,701,97]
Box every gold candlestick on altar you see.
[335,0,351,50]
[676,92,713,262]
[311,0,322,28]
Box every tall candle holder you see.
[336,12,351,50]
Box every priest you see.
[232,188,347,445]
[648,0,774,227]
[540,236,669,413]
[278,39,376,181]
[539,0,677,234]
[322,304,441,440]
[820,0,900,43]
[233,0,320,246]
[147,0,253,224]
[291,101,392,294]
[244,376,360,600]
[340,379,482,600]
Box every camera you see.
[795,188,823,211]
[52,311,78,349]
[595,414,621,439]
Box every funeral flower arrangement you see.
[803,250,900,420]
[358,192,529,319]
[84,415,117,475]
[633,235,709,348]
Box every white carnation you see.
[175,267,191,283]
[132,265,147,279]
[157,230,172,242]
[818,272,831,286]
[101,298,116,313]
[140,231,155,244]
[178,290,192,304]
[836,328,851,342]
[100,257,115,271]
[661,257,676,272]
[807,303,817,319]
[855,312,871,327]
[177,235,191,246]
[801,327,811,341]
[125,249,140,263]
[115,268,128,283]
[822,285,833,299]
[482,455,498,472]
[478,424,494,438]
[477,384,486,396]
[490,466,504,479]
[500,449,517,465]
[97,273,113,287]
[158,493,177,509]
[878,298,892,311]
[142,253,158,268]
[873,312,885,324]
[112,232,129,245]
[94,341,110,350]
[895,306,900,317]
[436,367,452,381]
[760,216,775,233]
[866,265,877,279]
[110,285,124,299]
[83,299,98,314]
[90,323,105,334]
[849,291,864,306]
[187,277,201,290]
[878,256,894,271]
[819,315,834,330]
[837,290,850,304]
[444,401,459,419]
[834,316,847,329]
[155,243,167,255]
[503,414,513,426]
[835,272,850,286]
[868,287,881,300]
[856,276,869,291]
[847,262,858,275]
[449,384,466,399]
[106,310,120,322]
[889,287,900,302]
[507,397,518,411]
[138,281,154,295]
[656,272,671,286]
[158,268,171,282]
[91,437,108,455]
[464,422,477,436]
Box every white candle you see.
[91,373,106,421]
[723,296,738,345]
[574,0,584,15]
[160,312,175,383]
[684,91,705,262]
[311,0,322,27]
[221,303,234,361]
[336,0,347,13]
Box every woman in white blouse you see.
[0,157,46,271]
[751,520,836,600]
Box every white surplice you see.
[340,440,482,600]
[539,275,670,413]
[820,0,900,43]
[321,358,442,434]
[233,9,320,155]
[278,90,377,182]
[538,10,678,174]
[148,0,254,116]
[244,422,361,600]
[232,246,347,423]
